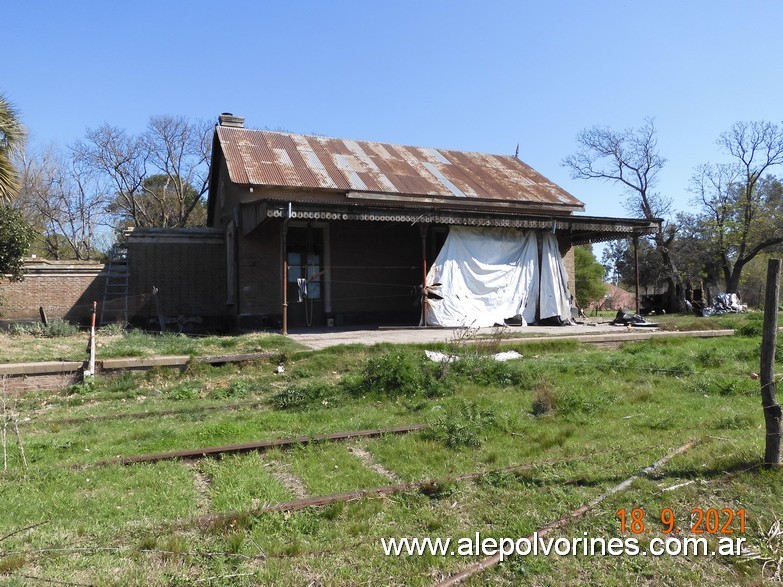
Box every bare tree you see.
[73,125,148,229]
[75,116,212,230]
[563,118,684,310]
[143,115,211,227]
[693,121,783,294]
[16,147,108,260]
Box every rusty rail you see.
[189,455,589,528]
[95,424,427,467]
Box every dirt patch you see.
[262,456,308,499]
[347,442,399,482]
[186,463,212,514]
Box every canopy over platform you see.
[240,199,660,244]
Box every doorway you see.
[286,224,329,327]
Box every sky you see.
[5,0,783,231]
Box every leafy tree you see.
[668,212,724,303]
[602,238,667,294]
[107,173,206,230]
[0,93,26,203]
[738,251,783,308]
[0,95,34,286]
[0,205,35,281]
[573,245,607,308]
[564,118,685,311]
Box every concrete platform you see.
[286,322,723,350]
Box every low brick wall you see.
[0,352,273,394]
[0,361,84,394]
[1,260,106,326]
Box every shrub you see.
[736,314,763,337]
[9,318,78,337]
[99,322,127,336]
[553,384,613,417]
[448,355,524,387]
[424,400,499,447]
[166,382,200,400]
[211,380,251,399]
[531,377,556,416]
[715,414,755,430]
[347,350,447,398]
[272,380,334,409]
[695,346,723,368]
[68,379,95,395]
[736,322,763,337]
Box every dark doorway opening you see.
[286,225,326,327]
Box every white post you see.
[85,301,97,378]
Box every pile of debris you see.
[691,293,747,317]
[611,309,659,328]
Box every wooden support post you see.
[761,259,782,467]
[152,286,165,334]
[282,224,288,336]
[419,224,428,327]
[633,235,640,315]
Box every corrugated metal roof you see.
[216,126,583,209]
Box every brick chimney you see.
[218,113,245,128]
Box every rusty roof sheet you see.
[216,126,583,209]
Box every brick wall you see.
[328,221,420,324]
[1,371,82,395]
[238,220,281,321]
[126,228,228,330]
[1,261,106,326]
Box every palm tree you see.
[0,93,26,203]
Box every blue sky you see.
[5,0,783,224]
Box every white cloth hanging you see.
[539,232,572,321]
[296,277,308,302]
[424,227,539,327]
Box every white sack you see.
[424,350,523,363]
[491,350,523,362]
[539,232,572,321]
[425,227,539,327]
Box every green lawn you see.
[0,329,306,364]
[0,328,780,585]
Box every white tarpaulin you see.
[424,226,539,327]
[539,231,572,322]
[424,227,572,327]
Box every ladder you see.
[99,243,129,326]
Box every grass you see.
[0,329,306,363]
[0,327,781,585]
[0,312,771,364]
